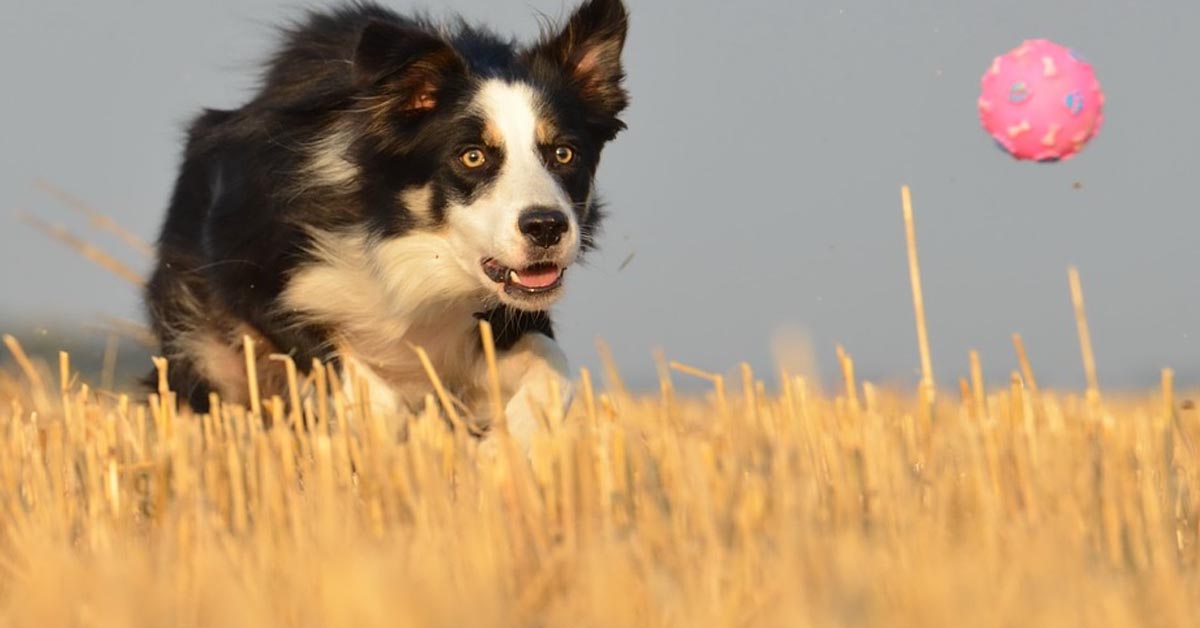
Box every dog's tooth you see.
[508,269,520,284]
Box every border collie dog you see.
[145,0,629,449]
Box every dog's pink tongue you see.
[514,266,560,288]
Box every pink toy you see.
[978,39,1104,161]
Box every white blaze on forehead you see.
[472,80,568,208]
[475,80,540,153]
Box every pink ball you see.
[978,39,1105,161]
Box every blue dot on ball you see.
[1008,82,1031,104]
[1065,91,1085,115]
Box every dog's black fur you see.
[145,0,628,413]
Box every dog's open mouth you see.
[482,259,565,295]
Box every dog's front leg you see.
[489,333,574,454]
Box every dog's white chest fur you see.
[337,309,483,415]
[282,228,571,449]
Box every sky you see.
[2,0,1198,391]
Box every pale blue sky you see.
[2,0,1198,390]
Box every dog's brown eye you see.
[460,149,486,168]
[554,146,574,165]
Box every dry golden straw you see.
[901,185,935,398]
[969,349,985,419]
[0,339,1193,627]
[1011,333,1040,397]
[3,183,1193,628]
[33,178,155,258]
[243,334,262,418]
[1067,266,1100,399]
[479,321,506,431]
[412,343,465,431]
[16,210,145,286]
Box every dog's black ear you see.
[353,20,466,115]
[527,0,629,138]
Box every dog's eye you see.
[553,146,575,165]
[460,149,487,169]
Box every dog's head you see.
[340,0,629,312]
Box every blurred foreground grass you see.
[1,334,1198,628]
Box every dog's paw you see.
[504,371,574,455]
[475,433,503,465]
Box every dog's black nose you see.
[518,208,569,248]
